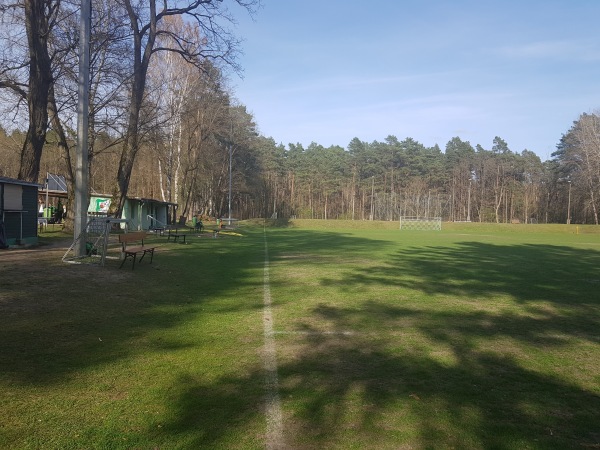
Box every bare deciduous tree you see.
[112,0,259,217]
[0,0,56,182]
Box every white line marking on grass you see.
[272,330,357,336]
[263,229,284,449]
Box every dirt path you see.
[1,238,72,262]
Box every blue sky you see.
[232,0,600,160]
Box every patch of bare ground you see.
[0,241,133,315]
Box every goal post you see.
[399,216,442,231]
[62,217,128,265]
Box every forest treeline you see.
[2,114,600,224]
[1,0,599,225]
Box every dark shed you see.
[0,176,41,247]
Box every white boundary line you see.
[263,228,284,449]
[273,330,357,336]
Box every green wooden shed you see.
[88,195,176,231]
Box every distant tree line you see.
[1,0,598,225]
[251,125,599,225]
[2,112,600,224]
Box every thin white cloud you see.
[253,74,435,96]
[498,39,600,62]
[234,2,600,157]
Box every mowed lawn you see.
[1,221,599,449]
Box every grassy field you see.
[1,221,599,449]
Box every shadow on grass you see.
[155,303,600,449]
[264,234,600,447]
[2,228,599,448]
[153,372,266,449]
[153,233,600,448]
[326,241,600,305]
[0,230,260,385]
[0,227,391,447]
[340,242,599,344]
[273,326,600,449]
[0,229,382,384]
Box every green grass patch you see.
[1,222,599,449]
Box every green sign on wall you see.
[89,197,111,213]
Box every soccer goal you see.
[62,217,128,266]
[399,216,442,231]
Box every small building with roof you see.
[89,195,176,231]
[123,197,177,231]
[0,176,41,248]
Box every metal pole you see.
[74,0,90,256]
[370,176,375,220]
[467,180,471,222]
[567,181,572,225]
[227,118,234,223]
[228,142,232,221]
[427,190,431,218]
[45,172,49,217]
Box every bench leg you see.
[138,249,155,264]
[120,252,136,269]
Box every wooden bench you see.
[151,227,165,236]
[167,228,187,243]
[119,232,157,269]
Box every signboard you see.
[3,184,22,210]
[89,197,111,213]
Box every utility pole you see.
[467,179,471,222]
[567,180,572,224]
[370,176,375,220]
[74,0,90,256]
[228,122,233,222]
[228,141,232,221]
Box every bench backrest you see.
[119,231,147,246]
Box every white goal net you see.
[62,217,128,265]
[399,216,442,231]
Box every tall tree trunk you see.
[19,0,53,182]
[113,0,155,217]
[115,133,139,215]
